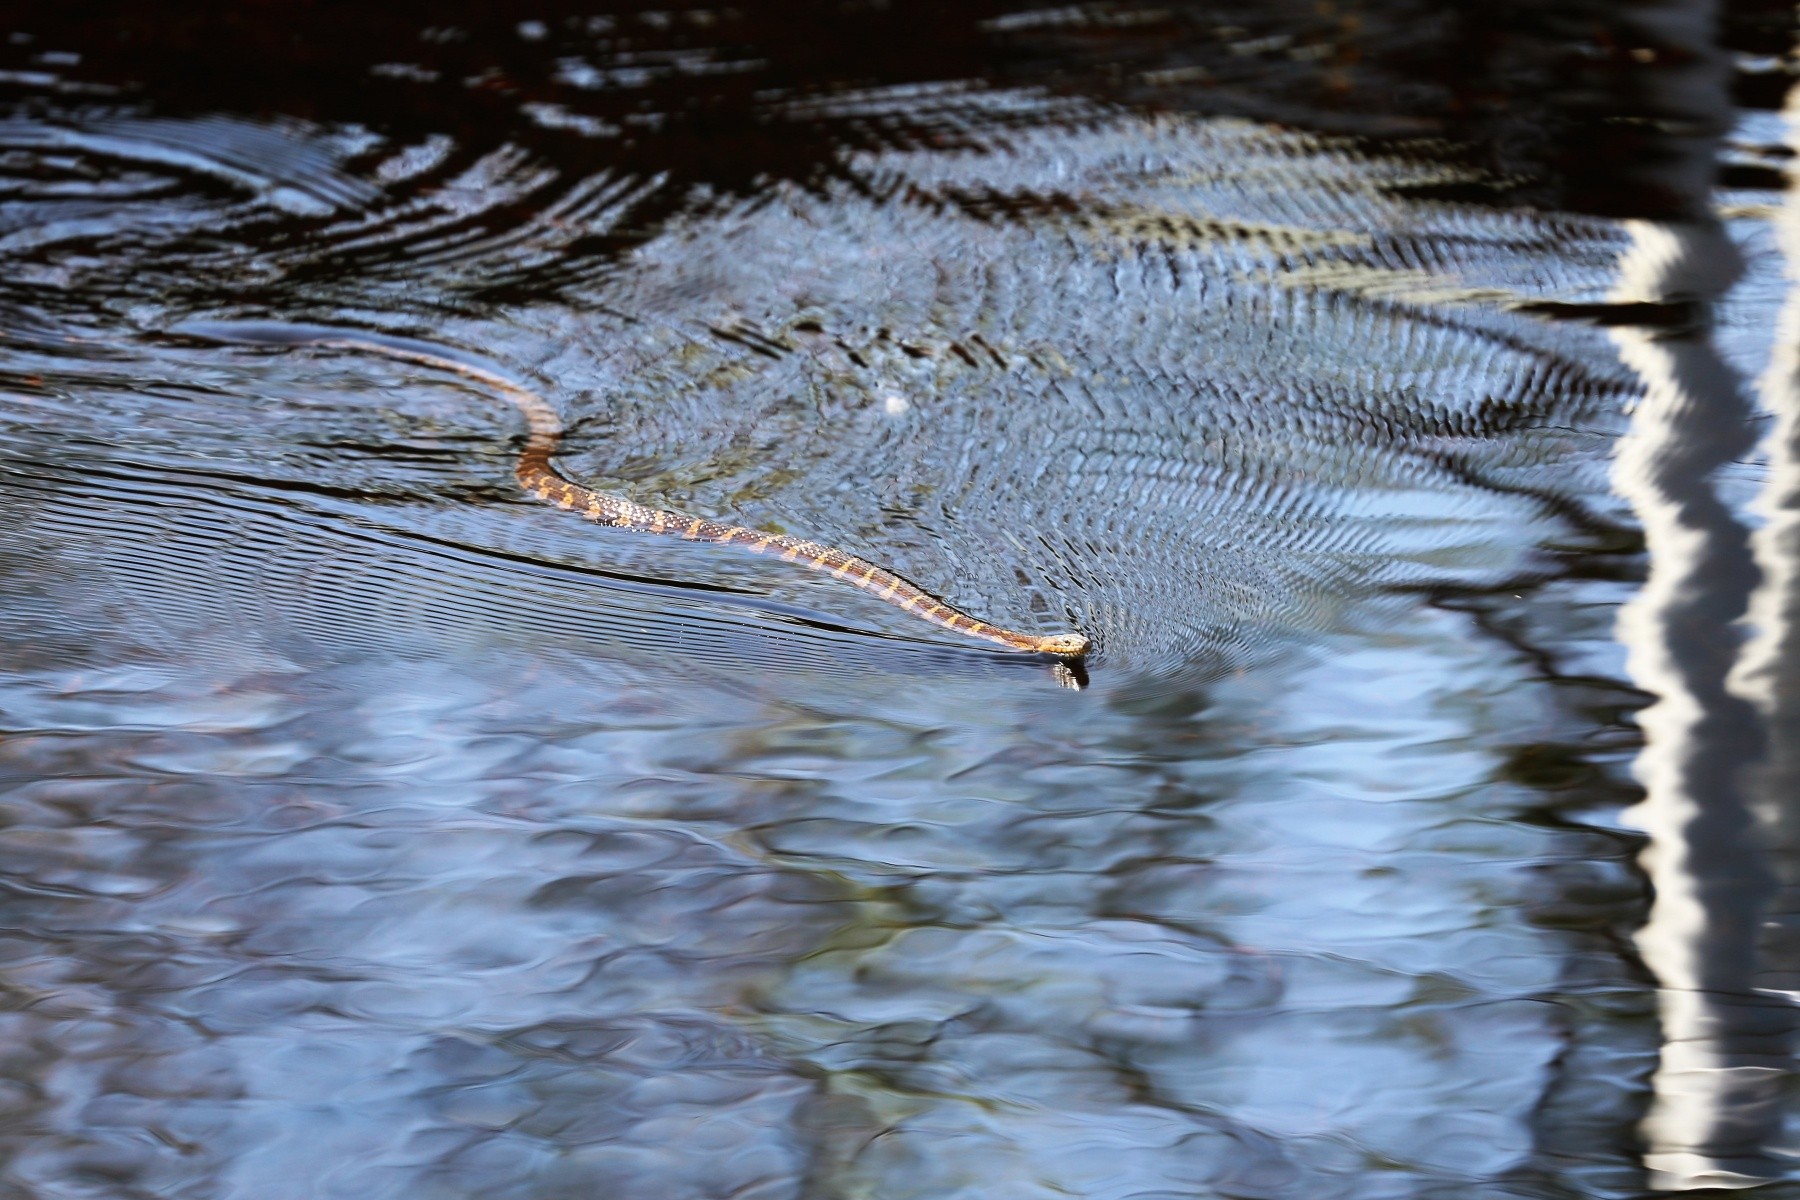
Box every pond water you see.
[2,3,1798,1197]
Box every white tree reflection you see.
[1612,4,1799,1185]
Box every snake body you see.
[263,334,1091,658]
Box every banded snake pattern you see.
[248,333,1092,659]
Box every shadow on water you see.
[2,2,1799,1198]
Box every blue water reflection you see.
[0,3,1796,1197]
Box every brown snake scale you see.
[299,338,1092,659]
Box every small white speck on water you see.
[883,394,910,415]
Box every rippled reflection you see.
[1603,4,1797,1186]
[1612,217,1790,1188]
[0,3,1794,1197]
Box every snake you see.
[193,326,1092,658]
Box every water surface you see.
[2,4,1796,1197]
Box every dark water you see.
[2,3,1797,1196]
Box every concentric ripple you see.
[3,88,1637,681]
[0,22,1681,1199]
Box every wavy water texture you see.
[4,97,1633,681]
[0,68,1671,1200]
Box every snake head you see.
[1035,632,1092,658]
